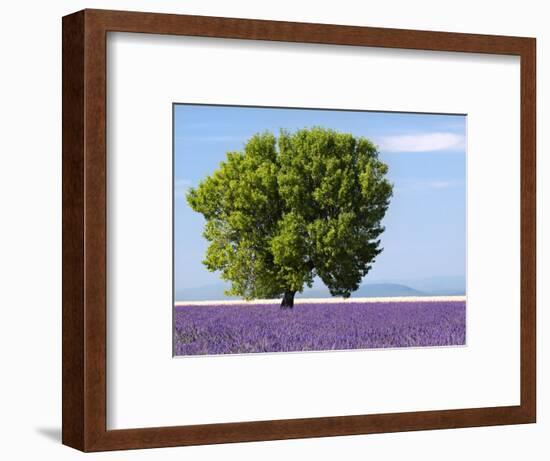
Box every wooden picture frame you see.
[62,8,536,452]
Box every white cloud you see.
[394,179,461,193]
[377,132,465,153]
[428,180,454,189]
[178,135,246,143]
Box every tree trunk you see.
[280,290,296,309]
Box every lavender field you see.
[173,299,466,356]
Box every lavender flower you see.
[174,301,466,356]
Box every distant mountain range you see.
[175,276,465,301]
[297,283,423,299]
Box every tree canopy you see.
[186,127,393,307]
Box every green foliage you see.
[186,127,393,302]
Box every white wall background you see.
[0,0,546,459]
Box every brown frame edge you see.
[62,8,536,452]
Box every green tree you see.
[186,127,393,308]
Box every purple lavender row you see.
[174,301,466,356]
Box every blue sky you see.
[174,104,466,297]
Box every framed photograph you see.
[62,9,536,451]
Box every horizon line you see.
[174,295,466,307]
[176,276,466,291]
